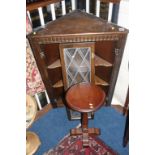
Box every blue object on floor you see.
[29,107,129,155]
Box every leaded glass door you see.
[59,42,95,120]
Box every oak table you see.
[66,82,106,146]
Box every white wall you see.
[112,0,129,106]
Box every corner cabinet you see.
[28,10,128,120]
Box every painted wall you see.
[112,0,129,106]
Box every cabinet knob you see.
[115,49,120,56]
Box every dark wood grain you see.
[81,113,88,129]
[47,67,62,85]
[40,43,60,66]
[66,83,106,113]
[28,37,57,107]
[95,66,112,83]
[31,10,128,37]
[95,41,116,64]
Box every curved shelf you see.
[52,80,63,88]
[95,75,109,86]
[95,55,112,67]
[47,55,112,69]
[47,59,61,69]
[52,76,108,88]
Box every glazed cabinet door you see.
[59,42,95,90]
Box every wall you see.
[112,0,129,106]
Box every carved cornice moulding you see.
[32,34,126,44]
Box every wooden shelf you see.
[47,55,112,69]
[47,59,61,69]
[52,77,109,88]
[52,80,63,88]
[95,55,112,67]
[95,75,109,86]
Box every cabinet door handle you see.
[115,48,120,56]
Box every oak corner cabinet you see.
[28,10,128,120]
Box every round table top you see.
[66,83,106,113]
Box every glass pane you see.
[64,47,91,88]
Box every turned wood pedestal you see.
[66,83,106,147]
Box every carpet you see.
[44,135,118,155]
[29,107,129,155]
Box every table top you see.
[66,83,106,113]
[30,10,128,37]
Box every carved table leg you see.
[81,113,88,128]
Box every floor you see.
[35,101,125,121]
[30,106,129,155]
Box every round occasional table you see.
[26,95,41,155]
[66,82,106,147]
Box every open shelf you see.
[95,75,109,86]
[52,80,63,88]
[47,55,112,69]
[95,55,112,67]
[52,76,109,88]
[47,59,61,69]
